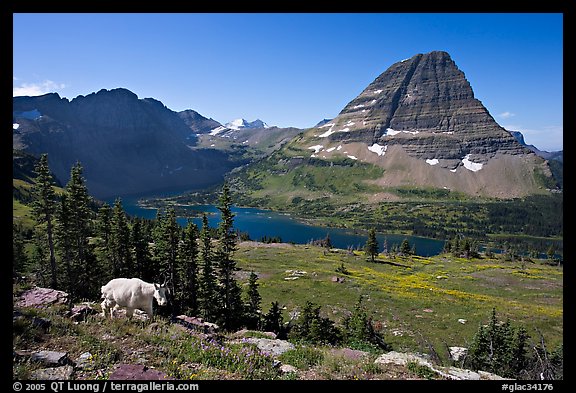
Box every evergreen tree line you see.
[14,154,269,332]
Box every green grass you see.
[14,242,561,379]
[235,242,563,362]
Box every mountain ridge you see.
[13,88,235,198]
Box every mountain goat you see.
[100,278,168,319]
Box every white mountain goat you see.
[100,278,168,319]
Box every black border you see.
[7,2,570,389]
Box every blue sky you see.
[13,13,563,151]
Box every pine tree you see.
[131,218,153,282]
[364,228,379,262]
[110,198,133,277]
[96,203,112,247]
[55,193,74,293]
[215,183,244,331]
[400,238,412,256]
[178,220,200,316]
[60,163,101,300]
[152,207,180,314]
[31,154,58,288]
[198,214,220,322]
[263,301,284,335]
[244,272,262,329]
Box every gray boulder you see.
[31,350,70,366]
[30,365,74,380]
[241,338,295,357]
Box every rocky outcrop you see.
[16,287,69,308]
[13,89,235,198]
[31,350,71,366]
[178,109,222,134]
[30,365,74,380]
[320,51,529,163]
[375,351,509,380]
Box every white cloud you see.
[498,111,515,119]
[13,80,66,97]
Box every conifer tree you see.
[178,220,200,315]
[131,218,153,282]
[215,183,243,331]
[31,154,58,288]
[152,207,180,313]
[263,301,284,335]
[60,162,100,300]
[364,228,379,262]
[199,214,220,322]
[400,238,412,256]
[96,203,112,247]
[110,198,133,277]
[244,272,262,329]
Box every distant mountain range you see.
[12,89,300,198]
[13,89,236,198]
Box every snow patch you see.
[352,104,365,109]
[426,159,439,166]
[337,145,342,151]
[344,121,355,127]
[326,147,336,152]
[209,126,228,136]
[319,122,335,128]
[361,109,367,113]
[370,99,377,104]
[384,128,419,136]
[347,155,358,160]
[338,127,350,132]
[462,154,483,172]
[318,124,336,138]
[368,143,387,156]
[13,123,19,130]
[374,89,383,94]
[308,145,324,154]
[450,168,457,173]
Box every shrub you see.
[289,301,342,345]
[343,296,390,351]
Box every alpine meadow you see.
[13,13,562,383]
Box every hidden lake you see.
[109,194,446,257]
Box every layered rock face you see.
[292,51,554,198]
[13,89,234,198]
[317,51,529,168]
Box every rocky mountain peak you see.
[312,50,528,163]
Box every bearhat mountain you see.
[283,51,555,198]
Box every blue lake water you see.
[112,196,446,257]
